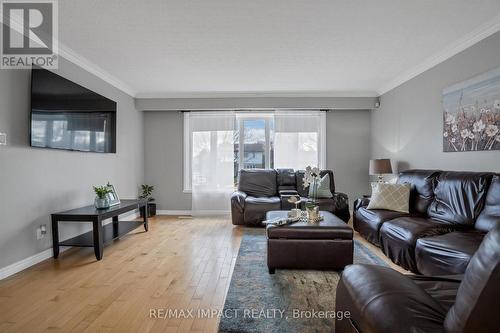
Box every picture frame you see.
[106,184,121,206]
[442,66,500,152]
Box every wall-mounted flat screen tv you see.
[30,68,117,153]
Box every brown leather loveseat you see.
[231,168,349,226]
[353,169,499,274]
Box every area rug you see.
[218,228,388,333]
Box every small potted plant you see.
[139,184,156,217]
[94,185,112,209]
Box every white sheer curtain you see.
[188,112,236,215]
[273,110,326,170]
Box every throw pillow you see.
[367,183,410,213]
[308,174,333,198]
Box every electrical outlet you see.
[36,225,47,240]
[0,132,6,145]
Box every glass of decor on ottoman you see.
[287,196,302,218]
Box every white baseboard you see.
[157,210,192,215]
[156,210,230,216]
[0,210,141,281]
[121,211,141,221]
[192,210,230,216]
[0,246,71,281]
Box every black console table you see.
[51,199,148,260]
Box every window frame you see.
[183,111,326,192]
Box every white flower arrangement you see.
[303,166,321,188]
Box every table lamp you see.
[369,159,392,183]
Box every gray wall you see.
[144,111,191,211]
[0,58,144,269]
[327,110,371,203]
[144,110,370,211]
[372,31,500,172]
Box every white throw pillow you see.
[367,183,410,213]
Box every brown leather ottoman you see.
[266,210,353,274]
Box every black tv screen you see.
[30,68,117,153]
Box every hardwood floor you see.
[0,215,404,333]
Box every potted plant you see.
[93,185,112,209]
[303,166,321,221]
[139,184,156,217]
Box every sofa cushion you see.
[238,169,277,197]
[416,231,484,276]
[276,168,296,192]
[335,264,447,333]
[379,217,461,272]
[475,174,500,232]
[367,183,411,213]
[243,196,281,225]
[398,169,440,214]
[296,169,335,197]
[308,173,333,198]
[427,171,493,225]
[354,208,410,246]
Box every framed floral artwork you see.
[442,67,500,152]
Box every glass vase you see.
[94,197,110,209]
[306,205,320,222]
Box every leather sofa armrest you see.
[231,191,247,211]
[336,265,447,333]
[333,192,350,222]
[353,197,370,211]
[231,191,247,225]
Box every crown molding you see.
[57,45,137,97]
[135,90,379,99]
[1,13,136,97]
[378,13,500,95]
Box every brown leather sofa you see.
[231,168,349,226]
[335,227,500,333]
[353,170,499,274]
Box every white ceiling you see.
[57,0,500,97]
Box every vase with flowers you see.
[303,166,321,221]
[93,185,112,209]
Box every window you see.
[184,111,325,192]
[236,115,274,171]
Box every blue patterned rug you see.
[219,228,388,333]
